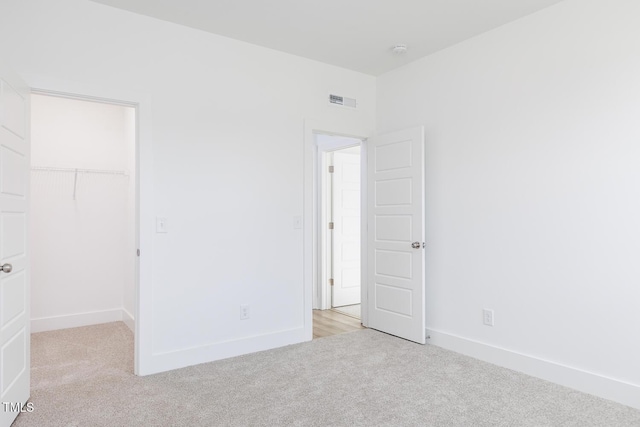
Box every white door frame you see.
[29,86,152,375]
[303,119,371,338]
[316,138,361,310]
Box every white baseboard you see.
[139,327,308,376]
[122,308,135,333]
[426,328,640,410]
[31,308,125,333]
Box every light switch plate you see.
[156,217,167,233]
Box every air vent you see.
[329,93,357,109]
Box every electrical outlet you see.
[240,304,250,320]
[483,309,494,326]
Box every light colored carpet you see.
[14,322,640,427]
[331,304,361,319]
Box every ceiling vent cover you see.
[329,94,357,109]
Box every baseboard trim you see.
[122,308,135,333]
[31,309,124,333]
[426,328,640,410]
[140,327,308,376]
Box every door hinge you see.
[329,278,334,286]
[137,249,140,256]
[328,222,334,230]
[328,165,334,173]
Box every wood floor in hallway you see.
[312,309,364,339]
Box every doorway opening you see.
[29,92,137,371]
[305,123,426,344]
[312,133,364,339]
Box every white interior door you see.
[331,148,361,307]
[367,127,425,344]
[0,67,30,427]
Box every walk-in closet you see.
[30,93,136,334]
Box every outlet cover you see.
[240,304,250,320]
[483,309,494,326]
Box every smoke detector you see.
[392,44,408,54]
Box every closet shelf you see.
[31,166,129,201]
[31,166,128,176]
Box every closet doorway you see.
[30,93,137,347]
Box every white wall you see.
[377,0,640,408]
[0,0,375,373]
[30,94,135,332]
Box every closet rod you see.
[31,166,128,176]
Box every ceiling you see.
[89,0,565,76]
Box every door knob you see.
[411,242,421,249]
[1,263,12,273]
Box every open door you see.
[331,148,361,308]
[367,127,425,344]
[0,65,30,427]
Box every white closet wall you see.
[122,106,136,330]
[30,94,136,332]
